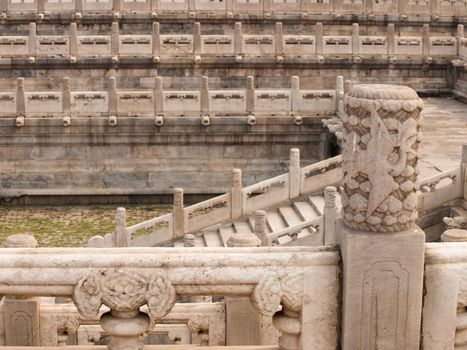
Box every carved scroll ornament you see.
[251,270,303,316]
[72,269,176,321]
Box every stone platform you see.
[419,97,467,177]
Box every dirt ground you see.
[0,205,171,247]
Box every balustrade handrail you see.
[419,165,461,188]
[1,0,466,18]
[127,212,172,235]
[0,246,340,350]
[242,173,289,195]
[267,216,322,244]
[300,154,343,177]
[1,75,337,118]
[0,22,464,64]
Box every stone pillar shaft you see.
[231,168,243,219]
[173,188,184,238]
[289,148,300,199]
[339,84,425,350]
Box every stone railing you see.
[418,166,464,212]
[0,22,463,65]
[0,0,466,19]
[89,138,466,248]
[423,242,467,350]
[88,151,344,247]
[1,298,225,346]
[0,75,338,120]
[0,246,341,350]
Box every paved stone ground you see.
[419,97,467,178]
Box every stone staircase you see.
[175,192,341,247]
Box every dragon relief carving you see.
[72,269,176,321]
[251,271,303,316]
[341,84,423,232]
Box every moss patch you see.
[0,205,171,247]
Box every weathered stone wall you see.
[0,116,325,204]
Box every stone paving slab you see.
[419,97,467,178]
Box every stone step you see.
[293,201,320,221]
[218,225,235,247]
[233,220,253,234]
[266,210,287,232]
[278,206,303,227]
[309,195,326,216]
[203,230,223,247]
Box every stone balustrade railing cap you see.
[3,233,38,248]
[441,229,467,242]
[348,84,420,101]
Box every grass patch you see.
[0,205,171,247]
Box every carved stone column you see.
[73,269,176,350]
[339,84,425,350]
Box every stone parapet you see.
[0,22,462,69]
[0,0,465,22]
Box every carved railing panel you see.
[184,193,231,233]
[0,246,340,350]
[243,174,289,215]
[300,155,343,194]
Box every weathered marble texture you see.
[341,84,423,232]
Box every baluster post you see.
[115,207,129,247]
[289,148,300,199]
[323,186,337,245]
[246,76,255,115]
[152,22,160,62]
[29,23,37,61]
[231,168,243,218]
[200,76,209,117]
[62,77,71,119]
[173,188,184,238]
[234,22,243,63]
[315,22,323,56]
[336,75,344,115]
[193,22,201,63]
[423,24,431,63]
[154,76,163,116]
[16,78,26,117]
[275,22,284,63]
[387,23,395,56]
[457,24,464,56]
[108,77,117,118]
[69,22,78,63]
[111,22,119,63]
[291,76,299,116]
[352,23,359,57]
[254,210,268,246]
